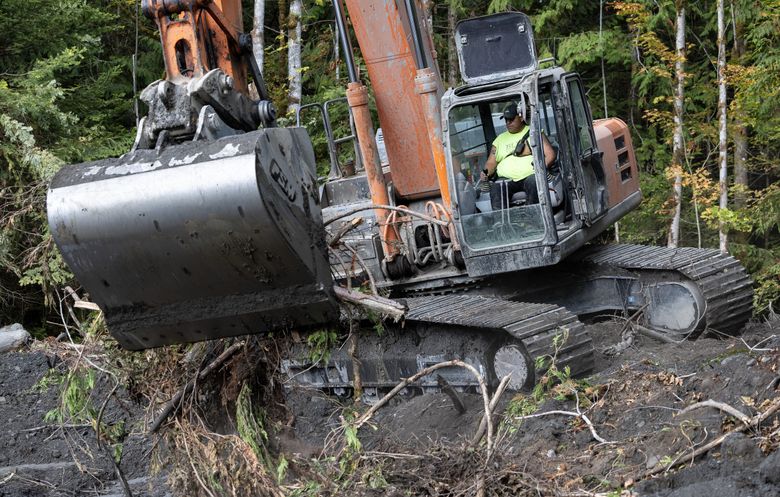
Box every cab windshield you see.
[448,96,548,250]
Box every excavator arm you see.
[135,0,275,150]
[142,0,248,90]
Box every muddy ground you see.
[285,319,780,496]
[0,317,778,496]
[0,348,169,497]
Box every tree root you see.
[354,360,495,457]
[642,396,780,479]
[149,341,245,433]
[678,399,751,425]
[511,409,612,444]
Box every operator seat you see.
[502,173,562,210]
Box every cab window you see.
[448,104,488,183]
[448,98,547,250]
[567,79,594,153]
[538,84,558,144]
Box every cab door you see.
[560,75,608,225]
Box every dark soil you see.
[1,317,778,496]
[0,348,169,497]
[287,318,780,496]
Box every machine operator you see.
[481,102,557,210]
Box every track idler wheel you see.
[488,340,535,391]
[283,321,539,398]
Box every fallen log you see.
[333,285,406,321]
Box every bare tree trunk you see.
[600,0,619,243]
[421,0,434,41]
[278,0,287,31]
[334,23,340,81]
[733,121,748,204]
[277,0,287,49]
[419,0,440,75]
[669,2,686,248]
[252,0,265,74]
[629,29,645,149]
[717,0,729,254]
[287,0,302,115]
[447,2,457,87]
[732,6,748,208]
[599,0,609,119]
[276,0,287,97]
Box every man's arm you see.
[516,132,556,168]
[542,133,557,168]
[482,146,498,179]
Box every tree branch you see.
[354,360,495,457]
[678,399,751,425]
[510,410,611,444]
[149,341,245,433]
[471,374,512,446]
[643,397,780,478]
[333,285,406,321]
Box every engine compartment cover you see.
[455,12,538,85]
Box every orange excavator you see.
[47,0,753,398]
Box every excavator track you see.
[283,244,751,400]
[405,295,594,381]
[283,295,594,401]
[576,244,754,337]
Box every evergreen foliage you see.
[0,0,160,323]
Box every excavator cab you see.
[443,12,639,278]
[447,92,552,249]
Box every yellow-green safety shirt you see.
[493,127,534,181]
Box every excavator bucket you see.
[47,128,337,350]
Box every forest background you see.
[0,0,778,333]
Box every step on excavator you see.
[47,0,753,400]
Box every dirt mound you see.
[498,321,779,495]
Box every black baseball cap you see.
[501,102,519,121]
